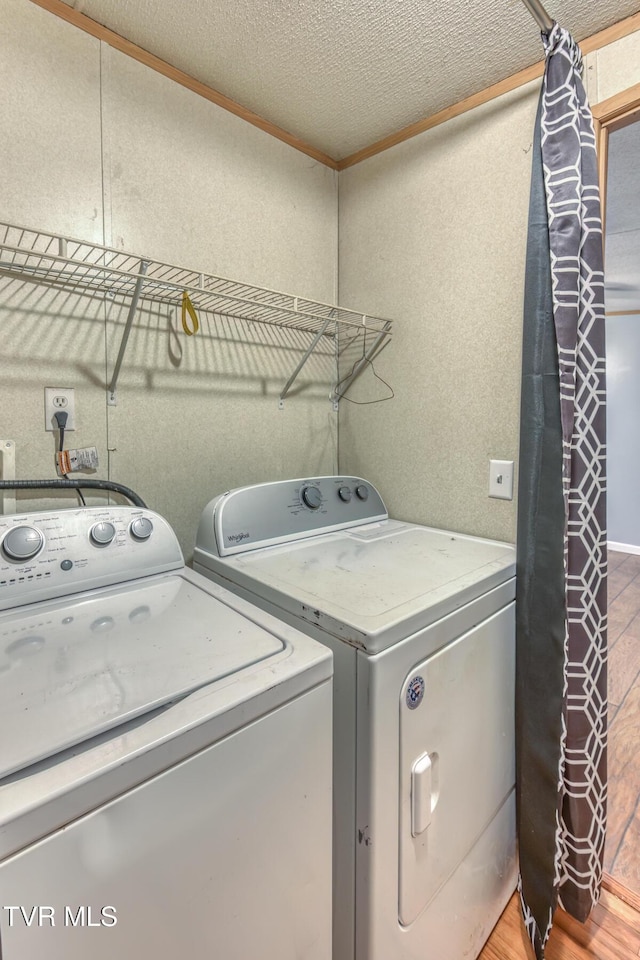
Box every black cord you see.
[334,328,394,405]
[0,479,147,508]
[54,410,86,506]
[54,409,68,450]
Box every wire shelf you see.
[0,221,393,406]
[0,221,392,337]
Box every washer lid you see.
[0,572,284,780]
[217,521,516,653]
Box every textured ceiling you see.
[60,0,640,160]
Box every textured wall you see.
[583,30,640,103]
[338,82,540,543]
[3,0,639,554]
[0,0,338,560]
[0,4,109,525]
[338,30,640,544]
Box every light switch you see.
[489,459,514,500]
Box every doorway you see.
[594,84,640,903]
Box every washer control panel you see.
[196,476,388,558]
[0,507,183,610]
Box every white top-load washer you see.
[0,506,332,960]
[194,476,517,960]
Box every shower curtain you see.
[516,22,607,960]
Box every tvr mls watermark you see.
[3,905,117,927]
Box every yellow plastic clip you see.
[181,291,199,336]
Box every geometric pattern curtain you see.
[516,22,607,960]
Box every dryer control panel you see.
[0,507,183,610]
[196,476,388,558]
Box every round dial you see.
[6,635,45,657]
[2,525,44,562]
[130,517,154,541]
[355,484,369,501]
[338,486,352,502]
[90,521,116,546]
[129,605,151,624]
[301,485,322,510]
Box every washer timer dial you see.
[301,485,323,510]
[2,525,44,562]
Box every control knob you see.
[355,484,369,501]
[130,517,153,541]
[301,485,322,510]
[90,521,116,546]
[2,525,44,562]
[338,486,352,502]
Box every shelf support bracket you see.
[330,323,391,408]
[278,317,332,409]
[0,439,16,514]
[107,260,150,405]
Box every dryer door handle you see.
[411,752,433,837]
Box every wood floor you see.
[479,881,640,960]
[605,549,640,896]
[478,548,640,960]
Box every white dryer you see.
[194,476,517,960]
[0,506,332,960]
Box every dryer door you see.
[398,603,515,926]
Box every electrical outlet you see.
[44,387,76,432]
[489,459,514,500]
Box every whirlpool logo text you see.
[228,532,250,543]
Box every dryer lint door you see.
[398,603,515,926]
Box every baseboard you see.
[602,872,640,912]
[608,541,640,555]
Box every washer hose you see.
[0,479,147,509]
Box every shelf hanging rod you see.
[521,0,554,33]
